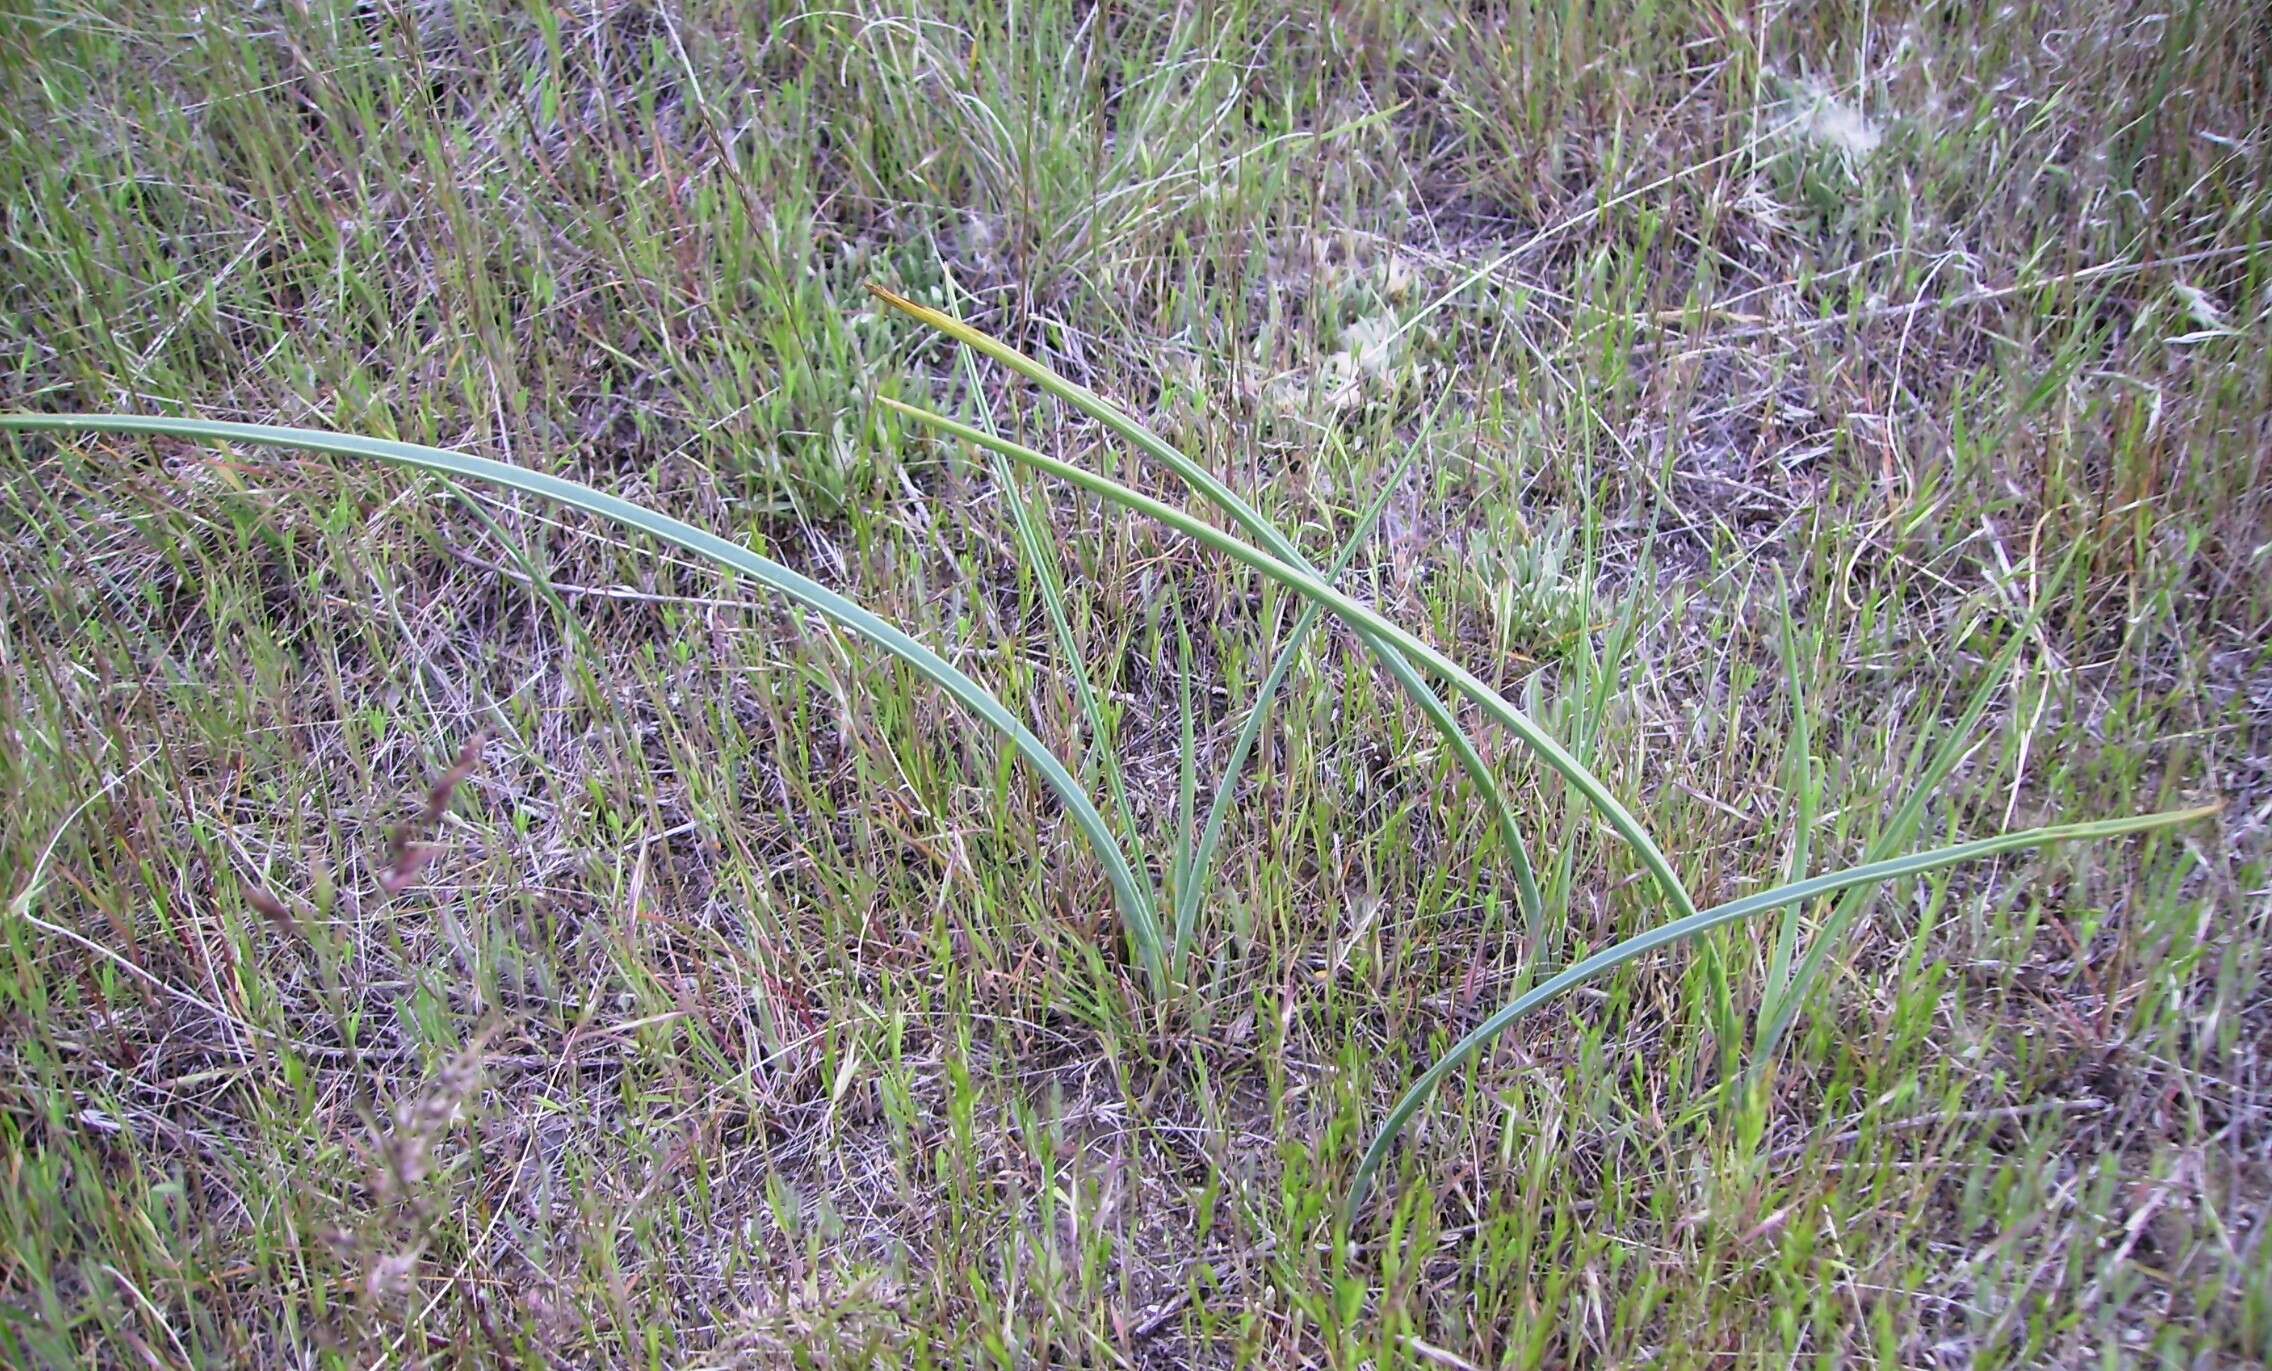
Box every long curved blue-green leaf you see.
[0,411,1169,993]
[876,397,1691,927]
[872,286,1555,935]
[1343,800,2220,1227]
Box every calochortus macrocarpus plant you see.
[857,285,2220,1226]
[2,310,2218,1230]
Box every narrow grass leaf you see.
[1749,615,2038,1077]
[1173,446,1419,975]
[1761,572,1816,1031]
[958,350,1146,855]
[1172,603,1199,909]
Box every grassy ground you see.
[2,1,2268,1364]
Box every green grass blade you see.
[1760,573,1816,1028]
[958,354,1146,856]
[1748,617,2036,1078]
[872,286,1554,936]
[1172,603,1198,910]
[0,411,1170,993]
[878,397,1695,927]
[1171,447,1419,976]
[1343,800,2221,1226]
[1557,584,1643,984]
[440,477,600,658]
